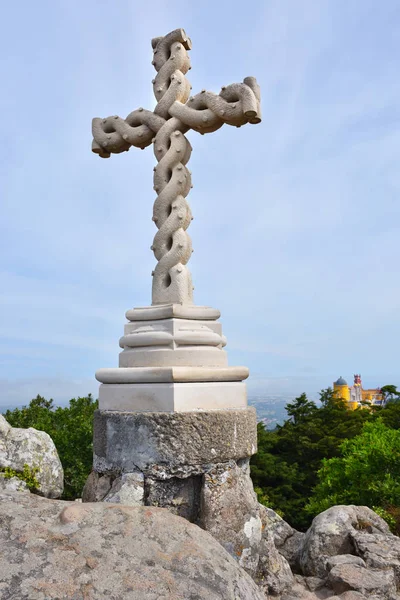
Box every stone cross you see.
[87,32,263,567]
[92,28,261,306]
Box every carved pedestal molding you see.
[119,307,228,369]
[96,302,249,411]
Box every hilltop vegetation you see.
[250,387,400,533]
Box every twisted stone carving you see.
[92,28,261,305]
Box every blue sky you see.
[1,0,399,407]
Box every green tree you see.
[379,400,400,430]
[285,393,318,424]
[250,422,306,523]
[251,393,325,529]
[4,394,97,499]
[306,420,400,532]
[305,419,400,524]
[251,389,374,530]
[381,385,400,404]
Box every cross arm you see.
[90,27,261,306]
[91,76,261,158]
[92,108,165,158]
[168,76,261,134]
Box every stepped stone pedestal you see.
[96,304,249,412]
[85,302,256,494]
[83,302,261,574]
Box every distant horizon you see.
[1,372,398,410]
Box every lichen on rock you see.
[0,414,63,498]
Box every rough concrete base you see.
[84,407,257,512]
[83,407,293,595]
[91,407,257,475]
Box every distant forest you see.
[3,387,400,534]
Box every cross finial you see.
[92,28,261,305]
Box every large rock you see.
[258,526,295,596]
[328,563,397,598]
[0,414,63,498]
[352,530,400,588]
[326,555,366,571]
[297,504,400,599]
[201,459,262,567]
[260,504,304,569]
[0,489,265,600]
[298,505,390,578]
[200,458,294,595]
[103,472,144,506]
[82,470,113,502]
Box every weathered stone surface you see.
[0,413,10,437]
[338,592,368,600]
[298,505,390,578]
[0,490,265,600]
[260,504,304,569]
[81,470,112,502]
[258,528,294,597]
[282,582,371,600]
[200,458,294,595]
[281,581,331,599]
[326,555,366,571]
[145,474,201,521]
[0,414,63,498]
[351,530,400,587]
[328,563,397,598]
[200,460,260,563]
[93,408,257,476]
[0,473,28,492]
[294,505,400,599]
[303,576,326,591]
[103,471,144,506]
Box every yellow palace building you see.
[333,375,384,410]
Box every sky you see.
[1,0,399,407]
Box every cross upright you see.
[92,28,261,307]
